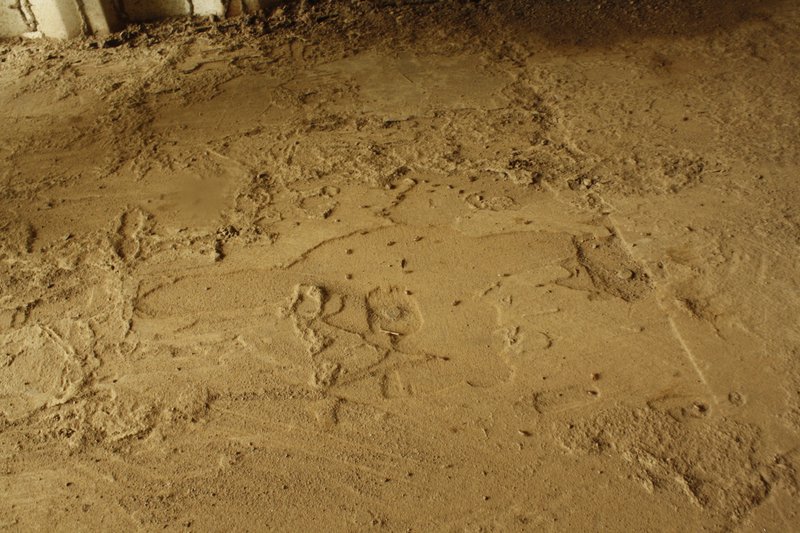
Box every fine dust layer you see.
[1,0,800,531]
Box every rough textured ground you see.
[1,0,799,530]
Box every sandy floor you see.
[1,0,799,530]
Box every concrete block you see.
[123,0,188,22]
[29,0,84,39]
[1,0,283,39]
[225,0,241,16]
[0,1,33,37]
[193,0,224,17]
[82,0,123,34]
[245,0,279,13]
[225,0,277,17]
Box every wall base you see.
[1,0,275,39]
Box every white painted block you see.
[0,0,30,37]
[1,0,282,39]
[29,0,84,39]
[193,0,225,17]
[0,0,33,37]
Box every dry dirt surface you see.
[1,0,800,530]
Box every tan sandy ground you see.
[1,1,799,530]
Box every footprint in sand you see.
[529,385,601,415]
[280,284,329,356]
[366,286,422,337]
[114,207,153,263]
